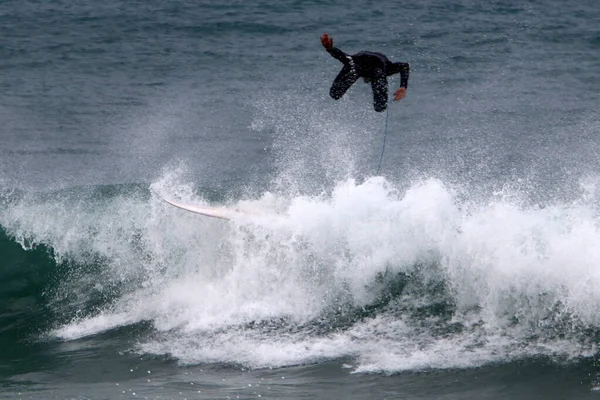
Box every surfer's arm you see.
[327,48,352,65]
[389,62,410,88]
[321,33,352,65]
[389,62,409,101]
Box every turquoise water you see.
[1,0,600,398]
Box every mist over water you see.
[3,81,600,378]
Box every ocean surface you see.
[1,0,600,398]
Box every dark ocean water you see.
[2,0,600,398]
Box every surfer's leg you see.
[371,70,388,112]
[330,65,358,100]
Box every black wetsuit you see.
[326,47,409,112]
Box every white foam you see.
[3,170,600,371]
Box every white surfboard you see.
[159,196,240,220]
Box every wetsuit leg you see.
[371,69,388,112]
[330,65,358,100]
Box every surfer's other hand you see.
[321,33,333,50]
[393,87,406,101]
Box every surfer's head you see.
[363,77,371,83]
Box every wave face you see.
[2,173,600,374]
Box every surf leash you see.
[376,105,390,175]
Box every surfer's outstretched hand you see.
[393,87,407,101]
[321,33,333,50]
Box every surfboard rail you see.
[159,195,237,220]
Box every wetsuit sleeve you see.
[389,62,410,88]
[326,47,352,66]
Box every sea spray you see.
[1,174,600,372]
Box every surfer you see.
[320,33,410,112]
